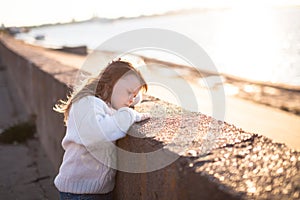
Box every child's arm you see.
[97,107,150,141]
[71,96,150,143]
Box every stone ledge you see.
[0,35,74,169]
[0,34,78,86]
[115,95,300,200]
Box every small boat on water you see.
[34,34,45,40]
[56,45,87,55]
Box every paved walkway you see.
[0,65,58,199]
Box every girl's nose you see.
[128,95,134,105]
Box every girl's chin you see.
[112,105,129,110]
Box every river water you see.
[16,7,300,86]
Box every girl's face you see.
[111,73,142,110]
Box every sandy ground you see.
[9,40,300,151]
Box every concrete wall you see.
[0,35,299,200]
[0,35,75,170]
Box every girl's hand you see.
[140,112,151,121]
[135,112,151,122]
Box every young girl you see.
[54,59,150,200]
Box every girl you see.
[54,59,151,200]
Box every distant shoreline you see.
[8,5,300,29]
[8,7,230,29]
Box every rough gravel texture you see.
[118,95,300,200]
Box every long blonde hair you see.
[54,60,148,124]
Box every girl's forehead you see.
[121,74,140,83]
[121,73,138,80]
[119,74,142,89]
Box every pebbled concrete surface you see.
[118,95,300,200]
[192,135,300,200]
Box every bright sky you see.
[1,0,300,27]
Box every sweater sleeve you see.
[95,106,139,141]
[70,96,138,144]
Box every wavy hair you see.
[54,60,148,124]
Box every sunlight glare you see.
[213,1,282,82]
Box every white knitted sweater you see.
[54,96,141,194]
